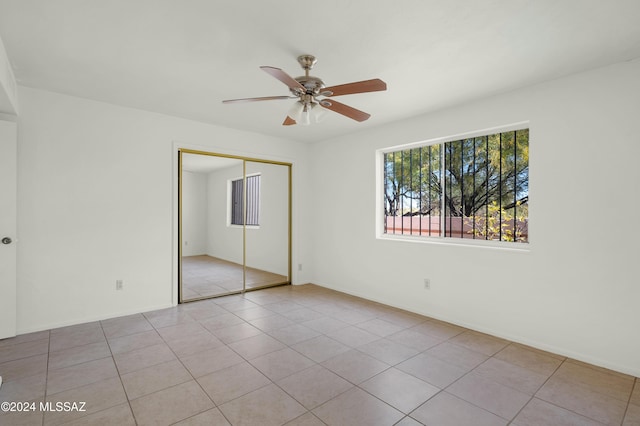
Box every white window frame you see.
[375,122,530,251]
[227,173,261,229]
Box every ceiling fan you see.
[222,55,387,126]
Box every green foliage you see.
[469,201,528,242]
[384,145,441,216]
[443,129,529,217]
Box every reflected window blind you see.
[231,175,260,226]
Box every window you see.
[382,128,529,243]
[230,174,260,226]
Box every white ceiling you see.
[1,0,639,143]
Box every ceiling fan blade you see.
[282,116,296,126]
[320,99,371,122]
[260,66,305,93]
[222,95,293,104]
[323,78,387,97]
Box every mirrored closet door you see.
[179,150,291,302]
[244,160,290,290]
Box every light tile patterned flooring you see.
[181,255,288,300]
[0,284,638,425]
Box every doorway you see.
[0,120,17,339]
[178,149,291,302]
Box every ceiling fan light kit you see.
[223,54,386,126]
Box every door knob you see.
[1,237,12,245]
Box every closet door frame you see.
[178,148,292,303]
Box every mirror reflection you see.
[245,160,289,288]
[180,152,290,301]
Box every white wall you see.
[309,59,640,376]
[181,171,207,256]
[16,86,312,333]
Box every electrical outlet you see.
[298,263,303,271]
[423,278,431,290]
[116,280,123,290]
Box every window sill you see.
[228,225,260,230]
[377,233,530,252]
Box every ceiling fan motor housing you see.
[292,76,325,96]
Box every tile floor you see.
[0,284,638,425]
[181,255,288,300]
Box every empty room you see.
[0,1,639,425]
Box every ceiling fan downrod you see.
[291,54,326,98]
